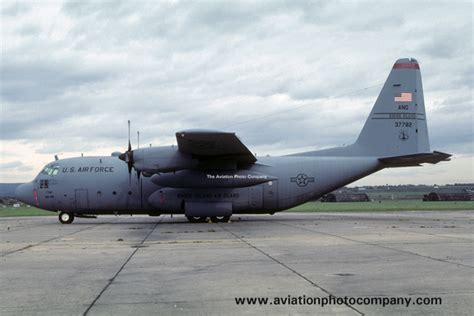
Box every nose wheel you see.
[59,212,75,224]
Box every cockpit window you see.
[41,165,60,176]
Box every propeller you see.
[118,120,143,182]
[136,130,141,180]
[119,120,134,183]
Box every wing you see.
[176,130,257,164]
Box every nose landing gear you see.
[58,212,74,224]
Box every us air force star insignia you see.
[290,173,315,187]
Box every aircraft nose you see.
[15,182,35,206]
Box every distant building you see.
[423,192,472,201]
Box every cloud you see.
[1,1,31,16]
[0,160,33,171]
[0,0,472,184]
[1,58,113,102]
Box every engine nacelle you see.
[131,146,198,173]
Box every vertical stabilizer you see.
[355,58,431,157]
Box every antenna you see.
[137,131,140,149]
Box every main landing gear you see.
[210,215,230,223]
[186,216,208,223]
[58,211,74,224]
[186,216,231,223]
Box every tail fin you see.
[355,58,431,157]
[295,58,450,164]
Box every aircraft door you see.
[75,189,89,211]
[263,180,278,210]
[248,185,263,210]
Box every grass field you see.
[0,206,56,217]
[287,200,474,212]
[1,201,473,218]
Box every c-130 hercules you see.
[16,58,450,224]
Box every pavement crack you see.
[0,222,107,257]
[278,221,474,269]
[0,221,53,234]
[83,219,162,316]
[221,225,364,316]
[391,226,473,242]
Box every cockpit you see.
[40,165,60,176]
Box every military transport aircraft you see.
[16,58,450,224]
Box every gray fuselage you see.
[20,151,381,216]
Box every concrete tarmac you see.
[0,211,473,315]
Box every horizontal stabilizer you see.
[379,151,451,167]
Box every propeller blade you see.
[127,120,132,152]
[118,120,138,184]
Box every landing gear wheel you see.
[210,216,230,223]
[186,216,208,223]
[59,212,74,224]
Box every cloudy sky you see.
[1,0,473,185]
